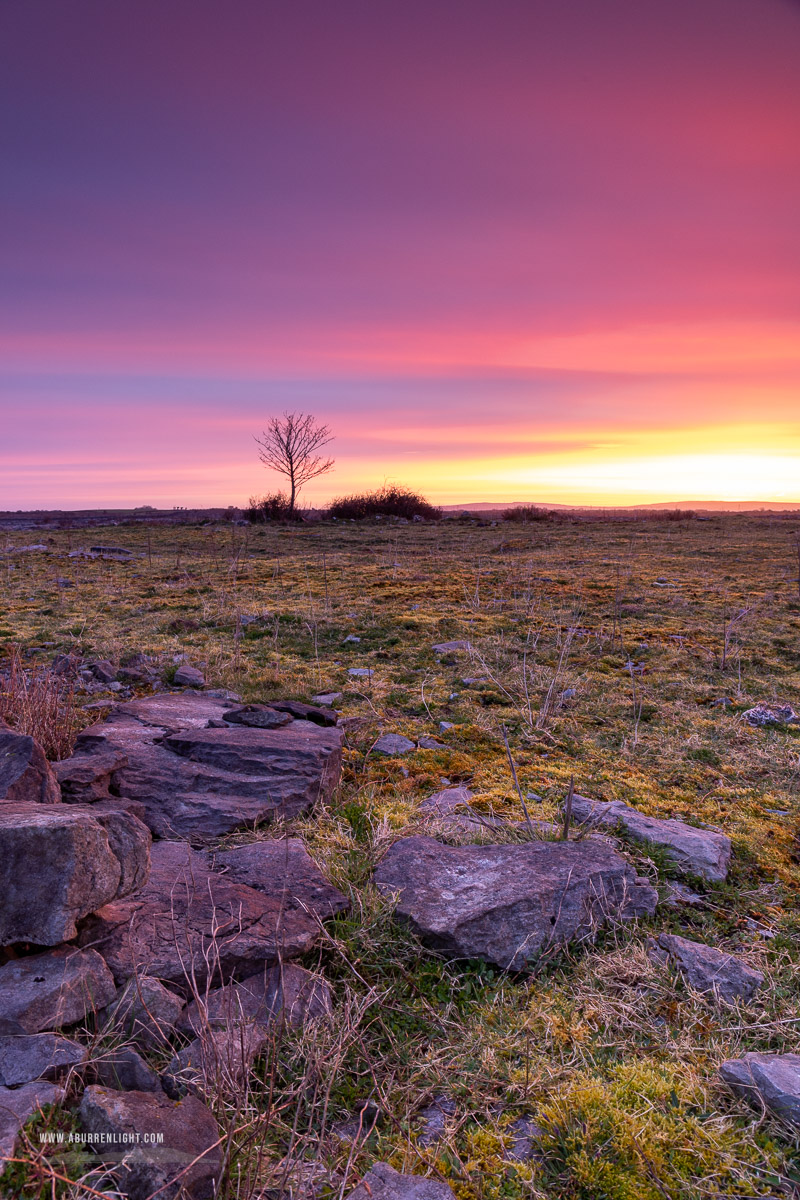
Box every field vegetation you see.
[2,512,800,1198]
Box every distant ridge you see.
[441,500,800,513]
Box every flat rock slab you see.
[347,1163,456,1200]
[54,748,129,802]
[0,1033,87,1085]
[79,1085,221,1200]
[0,949,117,1033]
[570,794,731,882]
[373,734,416,756]
[656,934,763,1003]
[0,720,60,805]
[222,704,292,729]
[374,836,657,970]
[209,840,349,920]
[743,704,798,727]
[269,700,339,727]
[0,1080,64,1166]
[720,1053,800,1126]
[179,962,331,1036]
[79,841,339,989]
[63,693,343,840]
[431,641,471,654]
[0,802,150,944]
[420,787,474,816]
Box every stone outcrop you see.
[208,839,349,921]
[79,1085,222,1200]
[0,1080,64,1166]
[347,1163,457,1200]
[0,719,60,805]
[720,1053,800,1126]
[100,977,186,1050]
[569,794,731,881]
[54,748,128,802]
[0,1033,87,1086]
[0,949,117,1033]
[79,841,343,989]
[60,693,344,840]
[164,1025,267,1099]
[374,835,657,970]
[93,1047,163,1093]
[178,963,331,1036]
[0,802,150,944]
[654,934,763,1003]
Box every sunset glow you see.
[2,0,799,508]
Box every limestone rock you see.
[79,841,339,989]
[347,1162,456,1200]
[79,1085,222,1199]
[0,720,60,805]
[164,1025,266,1098]
[431,641,471,654]
[173,664,206,687]
[63,692,343,839]
[420,787,473,816]
[0,949,117,1033]
[0,1033,87,1085]
[569,794,731,881]
[93,1047,162,1093]
[54,748,129,802]
[373,734,416,756]
[101,977,185,1049]
[209,839,349,921]
[720,1053,800,1126]
[179,963,331,1037]
[656,934,763,1003]
[743,704,798,727]
[374,836,657,970]
[221,704,292,729]
[269,700,339,727]
[0,802,150,945]
[0,1080,64,1167]
[416,1095,456,1146]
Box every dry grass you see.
[0,644,84,758]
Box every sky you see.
[2,0,799,509]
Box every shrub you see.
[245,492,296,522]
[501,504,553,523]
[328,484,441,521]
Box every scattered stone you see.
[655,934,763,1003]
[420,787,473,817]
[417,737,445,749]
[101,977,186,1049]
[221,704,292,729]
[0,1080,64,1166]
[343,635,361,643]
[54,748,129,802]
[179,963,331,1037]
[89,660,116,685]
[346,1162,456,1200]
[172,664,206,688]
[432,641,471,654]
[0,1033,87,1085]
[661,881,705,908]
[209,840,349,921]
[416,1094,456,1146]
[743,704,798,727]
[374,836,657,970]
[348,667,373,678]
[79,840,340,989]
[504,1116,546,1162]
[372,734,416,756]
[0,720,60,805]
[313,692,342,707]
[0,802,151,944]
[94,1047,162,1093]
[61,692,344,839]
[269,700,339,727]
[439,721,455,732]
[332,1101,381,1146]
[569,794,731,882]
[720,1053,800,1126]
[79,1085,222,1199]
[0,948,117,1033]
[164,1025,266,1098]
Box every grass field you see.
[2,513,800,1199]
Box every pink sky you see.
[2,0,799,508]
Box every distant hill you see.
[441,500,800,513]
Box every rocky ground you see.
[0,514,799,1199]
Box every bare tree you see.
[254,412,334,514]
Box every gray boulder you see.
[61,692,343,839]
[173,664,206,687]
[0,1080,64,1166]
[720,1053,800,1126]
[221,704,292,729]
[79,840,342,989]
[347,1162,456,1200]
[94,1047,162,1093]
[0,948,117,1033]
[269,700,339,727]
[179,963,331,1037]
[0,802,150,944]
[431,641,470,654]
[742,704,798,727]
[419,787,474,816]
[569,794,731,881]
[164,1024,266,1099]
[0,720,60,805]
[656,934,763,1003]
[53,747,128,802]
[100,977,185,1049]
[209,839,349,921]
[0,1033,87,1085]
[373,734,416,756]
[79,1085,221,1199]
[374,836,657,970]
